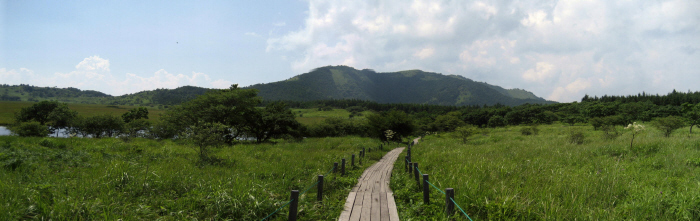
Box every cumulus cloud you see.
[268,0,700,102]
[5,56,232,95]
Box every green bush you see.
[11,121,48,137]
[601,125,621,140]
[653,116,685,137]
[520,125,539,136]
[568,129,585,145]
[39,138,66,149]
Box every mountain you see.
[246,66,553,106]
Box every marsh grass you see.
[0,101,166,126]
[0,136,391,220]
[391,125,700,220]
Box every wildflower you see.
[625,122,645,149]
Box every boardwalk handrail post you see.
[289,190,299,221]
[362,147,365,157]
[408,162,413,174]
[446,188,455,216]
[359,151,363,164]
[334,162,338,173]
[317,175,324,201]
[423,174,429,204]
[404,156,408,171]
[352,154,355,167]
[341,158,346,176]
[414,163,420,187]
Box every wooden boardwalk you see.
[338,147,404,221]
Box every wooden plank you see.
[387,192,400,221]
[339,192,357,221]
[348,192,364,221]
[380,191,390,220]
[360,191,373,221]
[370,192,381,221]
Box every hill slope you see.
[247,66,552,106]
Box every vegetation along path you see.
[338,146,404,221]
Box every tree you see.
[70,114,124,138]
[47,103,77,136]
[487,115,507,128]
[122,107,149,123]
[453,125,477,144]
[163,84,260,143]
[682,103,700,134]
[244,102,300,143]
[431,112,465,132]
[653,116,685,137]
[366,110,415,142]
[184,122,228,163]
[15,100,60,125]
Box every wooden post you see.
[362,147,365,157]
[317,175,324,201]
[341,158,346,176]
[333,162,338,173]
[423,174,429,204]
[446,188,454,216]
[289,190,299,221]
[414,163,420,187]
[359,151,363,164]
[352,154,355,167]
[404,156,408,172]
[408,162,413,174]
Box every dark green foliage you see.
[162,85,260,143]
[366,110,415,142]
[184,122,228,163]
[70,114,125,138]
[122,107,149,123]
[520,125,539,136]
[430,112,465,132]
[682,102,700,134]
[653,116,685,137]
[487,115,507,128]
[11,121,48,137]
[568,129,585,144]
[14,100,60,125]
[248,65,552,106]
[244,102,300,143]
[582,89,700,106]
[601,125,621,140]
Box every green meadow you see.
[0,136,394,220]
[0,101,166,126]
[292,108,372,126]
[391,124,700,220]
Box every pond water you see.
[0,126,72,138]
[0,126,10,136]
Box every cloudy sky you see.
[1,0,698,102]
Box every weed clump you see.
[520,125,539,136]
[568,129,585,145]
[601,125,621,140]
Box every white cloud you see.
[267,0,700,102]
[3,56,232,96]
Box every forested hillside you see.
[247,66,552,106]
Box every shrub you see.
[601,125,621,140]
[453,125,477,144]
[11,121,48,137]
[568,129,585,145]
[487,115,507,128]
[653,116,685,137]
[38,138,66,149]
[520,125,539,136]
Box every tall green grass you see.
[0,136,392,220]
[391,125,700,220]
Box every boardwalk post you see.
[334,162,338,173]
[289,190,299,221]
[423,174,429,204]
[408,162,413,174]
[341,158,346,176]
[318,175,324,201]
[445,188,455,216]
[363,147,365,157]
[352,154,355,167]
[359,151,363,164]
[414,163,420,187]
[404,156,408,172]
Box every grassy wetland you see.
[0,136,393,220]
[392,124,700,220]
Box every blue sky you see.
[2,0,699,102]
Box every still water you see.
[0,126,72,138]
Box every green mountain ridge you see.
[246,66,553,106]
[1,66,553,106]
